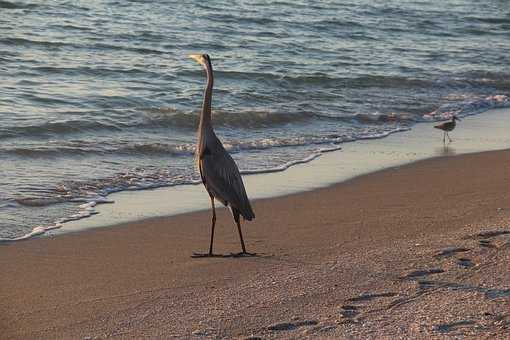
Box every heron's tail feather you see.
[242,208,255,221]
[232,206,255,222]
[238,201,255,221]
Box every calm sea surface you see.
[1,0,509,239]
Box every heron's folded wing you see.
[200,150,255,220]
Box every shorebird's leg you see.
[192,194,217,258]
[232,209,256,257]
[447,132,452,143]
[443,132,446,144]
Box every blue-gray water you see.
[1,0,509,240]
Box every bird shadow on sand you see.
[190,252,270,259]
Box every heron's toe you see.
[231,251,257,257]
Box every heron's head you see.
[189,54,211,67]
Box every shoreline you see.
[2,147,510,338]
[57,107,510,236]
[3,107,509,242]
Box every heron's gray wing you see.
[200,148,255,220]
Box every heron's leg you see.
[191,193,217,258]
[231,209,257,257]
[232,212,246,253]
[208,194,216,255]
[447,132,452,142]
[443,131,446,144]
[231,212,255,257]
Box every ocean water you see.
[1,0,509,240]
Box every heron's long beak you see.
[189,54,204,65]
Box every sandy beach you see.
[3,1,510,339]
[2,149,510,339]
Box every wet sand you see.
[1,149,510,339]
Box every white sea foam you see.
[423,95,510,121]
[58,197,113,224]
[0,196,116,242]
[0,223,63,242]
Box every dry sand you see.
[1,150,510,339]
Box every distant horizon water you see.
[1,0,509,240]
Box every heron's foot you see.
[230,251,257,257]
[191,252,219,258]
[191,251,257,258]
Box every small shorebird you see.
[434,116,461,144]
[189,54,255,257]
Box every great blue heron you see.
[189,54,255,257]
[434,116,460,144]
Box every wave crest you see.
[141,108,314,129]
[423,95,510,120]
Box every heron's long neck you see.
[196,60,214,163]
[199,60,214,129]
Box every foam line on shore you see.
[4,107,510,241]
[59,108,510,235]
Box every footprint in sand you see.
[401,268,444,279]
[340,305,359,318]
[434,247,470,259]
[267,319,318,331]
[340,292,398,321]
[433,320,476,333]
[346,292,398,302]
[484,288,510,299]
[478,239,496,248]
[476,230,510,238]
[467,230,510,249]
[456,257,475,268]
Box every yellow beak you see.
[189,54,204,65]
